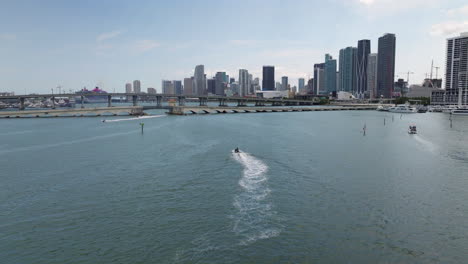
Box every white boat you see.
[388,104,417,113]
[376,105,389,111]
[441,105,459,113]
[408,125,417,134]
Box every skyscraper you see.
[446,32,468,105]
[194,65,206,95]
[298,78,305,93]
[162,80,173,94]
[215,72,226,96]
[125,83,132,93]
[357,40,371,97]
[325,54,337,94]
[262,66,275,91]
[377,33,396,98]
[239,69,250,97]
[339,47,357,93]
[207,78,216,95]
[281,76,288,91]
[147,88,156,94]
[367,53,378,99]
[133,80,141,93]
[314,63,325,94]
[183,77,193,95]
[173,80,183,95]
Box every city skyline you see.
[1,0,468,94]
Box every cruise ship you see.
[75,87,108,104]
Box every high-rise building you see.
[325,54,337,94]
[194,65,206,95]
[367,53,378,99]
[252,78,260,93]
[307,78,314,94]
[230,78,235,84]
[183,77,193,95]
[147,87,156,94]
[125,83,132,93]
[276,82,282,91]
[239,69,250,97]
[314,63,326,94]
[262,66,275,91]
[377,33,396,98]
[173,80,183,95]
[215,72,226,96]
[161,80,173,94]
[339,47,357,93]
[133,80,141,93]
[248,74,253,94]
[357,40,371,97]
[447,32,468,105]
[281,76,288,91]
[298,78,305,93]
[207,78,216,95]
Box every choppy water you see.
[1,110,468,263]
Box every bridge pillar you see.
[132,95,138,106]
[19,97,25,110]
[199,97,207,106]
[51,96,56,109]
[107,95,112,107]
[80,96,84,108]
[178,96,186,106]
[219,98,227,107]
[156,96,162,107]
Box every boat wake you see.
[414,135,437,153]
[231,151,281,245]
[102,115,165,123]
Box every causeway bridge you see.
[0,106,144,118]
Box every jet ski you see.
[234,147,240,153]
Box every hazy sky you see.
[1,0,468,94]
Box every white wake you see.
[102,115,164,123]
[231,151,281,245]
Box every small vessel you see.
[234,147,240,153]
[388,104,417,113]
[408,125,417,134]
[441,105,459,113]
[376,105,389,111]
[417,106,428,113]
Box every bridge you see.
[0,92,321,110]
[168,105,378,115]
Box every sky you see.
[1,0,468,94]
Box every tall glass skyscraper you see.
[325,54,337,94]
[281,76,288,91]
[357,40,371,97]
[339,47,357,93]
[377,33,396,98]
[194,65,206,95]
[262,66,275,91]
[239,69,250,97]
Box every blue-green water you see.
[1,111,468,263]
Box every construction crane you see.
[399,71,414,84]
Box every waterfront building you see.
[173,80,183,95]
[239,69,250,97]
[357,39,371,97]
[262,66,275,91]
[230,82,239,95]
[215,72,226,96]
[325,54,337,94]
[276,82,282,91]
[377,33,396,98]
[252,78,261,93]
[298,78,305,93]
[432,32,468,105]
[281,76,288,91]
[183,77,193,95]
[394,79,408,97]
[339,47,357,93]
[125,83,132,93]
[314,63,326,94]
[230,78,235,84]
[307,78,314,94]
[133,80,141,93]
[194,65,206,95]
[207,78,216,95]
[367,53,378,99]
[162,80,174,94]
[147,88,156,94]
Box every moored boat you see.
[388,104,417,113]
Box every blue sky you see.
[1,0,468,94]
